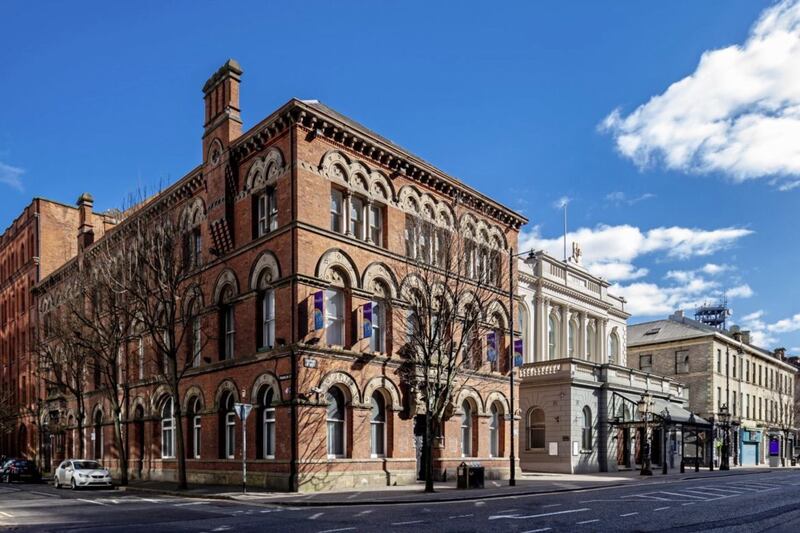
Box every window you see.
[489,404,500,458]
[256,189,278,236]
[223,394,236,459]
[460,400,473,457]
[746,360,750,382]
[350,196,365,240]
[581,406,592,451]
[586,322,596,359]
[675,350,690,374]
[220,287,235,360]
[260,289,275,349]
[639,354,653,373]
[608,332,619,365]
[369,205,383,246]
[733,355,737,378]
[548,315,558,359]
[137,338,145,380]
[368,301,385,353]
[326,387,346,457]
[370,391,386,457]
[330,189,344,233]
[527,408,545,450]
[717,387,722,409]
[189,397,201,459]
[325,289,345,346]
[568,319,576,357]
[717,349,722,373]
[261,387,276,458]
[161,397,175,459]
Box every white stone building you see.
[516,249,705,474]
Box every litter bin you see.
[457,462,485,489]
[469,462,485,489]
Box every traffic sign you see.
[234,403,253,421]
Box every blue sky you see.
[1,1,799,350]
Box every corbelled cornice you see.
[230,99,528,230]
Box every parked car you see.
[53,460,113,490]
[1,459,42,483]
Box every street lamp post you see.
[638,392,653,476]
[507,247,537,487]
[719,404,731,471]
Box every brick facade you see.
[33,60,527,492]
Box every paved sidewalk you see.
[119,465,793,506]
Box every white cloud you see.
[768,313,800,333]
[741,310,764,322]
[602,0,800,189]
[738,309,800,347]
[605,191,656,206]
[726,284,754,298]
[0,162,24,191]
[701,263,730,275]
[553,196,571,209]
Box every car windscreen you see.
[72,461,102,470]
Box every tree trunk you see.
[112,409,128,485]
[424,411,434,493]
[173,388,188,490]
[76,403,86,459]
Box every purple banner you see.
[487,332,497,362]
[313,291,324,331]
[363,302,373,338]
[514,339,524,367]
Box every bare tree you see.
[34,299,90,459]
[395,214,508,492]
[0,390,16,453]
[113,206,209,490]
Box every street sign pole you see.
[234,402,253,494]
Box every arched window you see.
[368,301,386,353]
[219,392,236,459]
[325,288,345,346]
[548,314,558,359]
[489,404,500,458]
[568,318,577,357]
[219,286,235,360]
[586,322,596,360]
[608,331,619,365]
[326,387,346,458]
[260,386,276,458]
[517,305,529,363]
[527,408,545,450]
[370,391,386,457]
[161,397,175,459]
[93,411,103,460]
[581,406,593,451]
[460,400,473,457]
[260,289,275,350]
[188,397,202,459]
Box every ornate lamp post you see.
[507,248,537,486]
[719,404,731,470]
[638,392,653,476]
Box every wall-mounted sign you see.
[548,442,558,456]
[304,357,318,369]
[487,332,497,363]
[513,339,523,367]
[313,291,324,330]
[278,373,292,380]
[363,302,373,339]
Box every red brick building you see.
[0,197,114,460]
[36,60,527,491]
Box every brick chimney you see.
[77,192,95,250]
[202,58,243,159]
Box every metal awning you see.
[610,391,710,428]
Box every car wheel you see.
[54,477,60,489]
[71,478,77,490]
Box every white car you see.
[53,460,113,489]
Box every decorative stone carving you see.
[244,147,286,192]
[316,248,359,289]
[250,372,283,404]
[455,387,485,415]
[485,391,510,414]
[362,262,399,299]
[362,376,402,411]
[319,150,396,204]
[213,379,240,410]
[318,371,362,405]
[249,251,282,291]
[182,386,206,412]
[180,197,206,231]
[213,269,239,303]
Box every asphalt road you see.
[2,470,800,532]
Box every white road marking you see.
[521,529,551,533]
[391,520,425,526]
[653,506,670,511]
[347,492,361,500]
[174,501,208,507]
[497,509,518,513]
[682,502,696,506]
[697,486,743,494]
[29,491,56,497]
[543,503,562,508]
[317,529,355,533]
[576,519,600,525]
[78,498,107,506]
[489,508,590,520]
[657,491,707,500]
[356,510,373,516]
[309,512,325,520]
[620,512,638,517]
[448,514,473,519]
[624,493,669,501]
[474,501,485,506]
[0,512,13,518]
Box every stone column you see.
[536,296,549,362]
[600,318,609,364]
[578,311,588,360]
[560,304,569,359]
